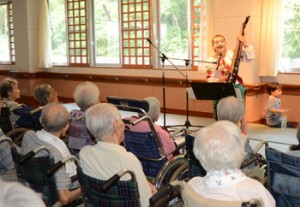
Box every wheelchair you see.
[265,144,300,207]
[77,166,141,207]
[10,143,82,207]
[107,96,189,189]
[150,181,263,207]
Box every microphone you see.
[215,53,222,70]
[147,38,152,44]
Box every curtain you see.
[258,0,282,76]
[38,0,52,68]
[198,0,213,73]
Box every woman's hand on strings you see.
[237,35,249,47]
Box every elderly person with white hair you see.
[21,103,82,206]
[217,96,253,161]
[33,84,59,106]
[15,84,59,130]
[68,81,100,158]
[0,180,46,207]
[80,103,156,207]
[188,121,275,207]
[0,77,21,125]
[124,96,176,159]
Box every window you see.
[49,0,203,69]
[0,1,15,64]
[160,0,188,67]
[49,0,68,65]
[279,0,300,72]
[159,0,201,68]
[94,0,120,65]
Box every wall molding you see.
[1,70,299,96]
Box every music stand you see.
[190,82,237,100]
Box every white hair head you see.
[144,96,160,121]
[217,96,244,124]
[85,103,121,142]
[0,180,45,207]
[193,120,245,172]
[40,103,70,132]
[73,81,100,111]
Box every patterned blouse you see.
[205,45,255,83]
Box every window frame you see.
[49,0,203,70]
[0,1,15,65]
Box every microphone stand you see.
[165,59,203,129]
[147,38,170,128]
[147,39,217,129]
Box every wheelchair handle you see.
[101,174,120,192]
[20,146,51,164]
[47,160,63,177]
[47,155,79,177]
[20,151,35,164]
[149,184,180,206]
[101,169,136,192]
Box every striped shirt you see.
[21,130,79,190]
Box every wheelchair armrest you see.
[47,155,79,177]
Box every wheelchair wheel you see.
[154,155,189,190]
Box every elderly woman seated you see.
[0,77,21,126]
[123,96,176,159]
[14,84,58,130]
[188,120,275,207]
[68,81,100,158]
[80,103,156,207]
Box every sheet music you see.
[186,87,196,99]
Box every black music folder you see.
[189,82,237,100]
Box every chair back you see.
[265,146,300,207]
[184,133,206,177]
[13,106,42,130]
[11,146,59,207]
[124,129,166,179]
[0,106,13,134]
[77,166,141,207]
[108,96,167,179]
